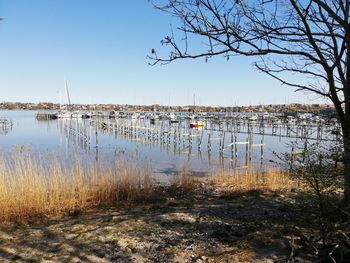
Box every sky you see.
[0,0,329,106]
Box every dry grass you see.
[0,149,154,222]
[209,168,293,192]
[0,149,293,222]
[166,166,293,197]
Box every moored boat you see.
[71,111,82,118]
[190,121,204,128]
[57,111,72,118]
[169,112,179,123]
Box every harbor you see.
[1,1,349,262]
[0,109,333,174]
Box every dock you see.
[36,110,340,170]
[0,119,13,135]
[36,112,58,120]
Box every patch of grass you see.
[210,168,293,193]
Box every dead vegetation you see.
[0,149,291,223]
[1,149,349,262]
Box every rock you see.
[64,234,78,240]
[196,255,207,262]
[110,212,120,216]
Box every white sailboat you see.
[189,94,204,128]
[57,80,72,118]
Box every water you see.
[0,110,337,175]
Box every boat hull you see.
[190,123,204,128]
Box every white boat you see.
[57,80,74,118]
[263,113,270,119]
[117,111,127,118]
[57,111,71,118]
[150,113,160,120]
[169,112,176,120]
[248,115,258,121]
[131,112,140,119]
[71,111,82,118]
[286,116,297,124]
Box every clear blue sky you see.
[0,0,327,106]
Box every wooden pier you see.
[86,119,267,167]
[203,119,339,141]
[0,119,13,135]
[36,112,58,120]
[54,115,338,170]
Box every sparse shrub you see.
[282,140,344,245]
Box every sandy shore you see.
[0,187,347,263]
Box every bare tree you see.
[149,0,350,208]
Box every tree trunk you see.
[342,40,350,209]
[341,125,350,209]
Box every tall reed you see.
[0,149,292,222]
[0,149,153,222]
[209,168,293,192]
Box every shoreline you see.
[0,187,314,262]
[1,185,347,262]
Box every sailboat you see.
[57,80,72,118]
[190,121,204,128]
[169,112,179,123]
[189,94,204,128]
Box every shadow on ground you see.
[0,189,347,262]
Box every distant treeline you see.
[0,102,335,114]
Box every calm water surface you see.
[0,110,333,175]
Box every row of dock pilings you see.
[208,130,265,161]
[0,118,13,134]
[86,119,267,164]
[58,117,344,169]
[205,118,338,141]
[61,119,92,149]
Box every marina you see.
[0,1,348,261]
[0,110,340,175]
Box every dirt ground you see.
[0,188,348,263]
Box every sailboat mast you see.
[193,94,196,111]
[65,80,71,106]
[59,89,62,110]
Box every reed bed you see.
[0,149,293,222]
[209,168,293,192]
[0,150,153,222]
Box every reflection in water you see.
[0,119,13,135]
[59,116,337,172]
[0,110,339,175]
